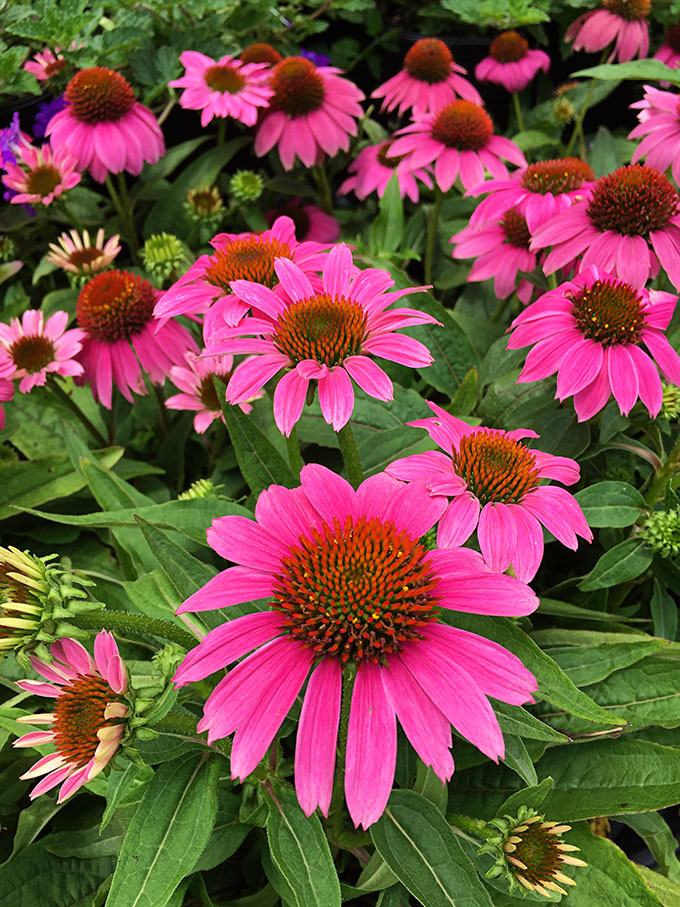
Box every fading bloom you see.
[24,46,66,81]
[173,464,538,828]
[531,164,680,290]
[565,0,650,63]
[0,310,85,392]
[185,185,224,231]
[47,228,121,279]
[386,403,591,582]
[475,31,550,93]
[339,140,433,203]
[169,52,273,128]
[14,633,128,802]
[255,56,365,170]
[239,43,283,67]
[47,67,164,183]
[629,85,680,185]
[507,265,680,420]
[75,270,197,408]
[265,197,340,243]
[0,377,12,430]
[214,243,437,436]
[390,100,526,193]
[654,24,680,73]
[2,142,80,206]
[372,38,481,117]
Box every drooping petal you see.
[295,658,342,817]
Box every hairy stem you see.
[424,186,443,287]
[63,610,199,648]
[336,422,364,488]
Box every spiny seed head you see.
[587,164,679,236]
[204,236,292,293]
[240,43,283,66]
[521,158,594,195]
[404,38,453,83]
[142,233,189,283]
[431,100,493,151]
[453,430,540,505]
[501,207,531,249]
[77,270,156,342]
[9,334,55,373]
[603,0,651,20]
[273,293,368,366]
[570,277,646,346]
[204,63,245,94]
[229,169,264,203]
[639,507,680,557]
[490,31,529,63]
[65,67,135,123]
[270,57,325,118]
[661,381,680,419]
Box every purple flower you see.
[3,187,36,218]
[0,113,22,168]
[33,95,68,139]
[300,48,331,67]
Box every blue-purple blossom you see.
[33,95,68,139]
[300,48,331,67]
[0,114,21,168]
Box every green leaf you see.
[495,777,554,817]
[651,579,678,642]
[0,842,114,907]
[495,703,567,743]
[0,796,63,867]
[579,539,653,590]
[615,813,680,882]
[356,850,400,892]
[572,59,680,85]
[538,597,630,623]
[502,735,538,786]
[409,295,478,394]
[265,784,341,907]
[134,516,217,602]
[414,761,448,813]
[637,866,680,906]
[192,791,250,872]
[547,638,667,687]
[511,130,555,152]
[222,401,297,497]
[369,174,404,254]
[101,762,154,833]
[107,751,220,907]
[574,481,645,528]
[371,789,494,907]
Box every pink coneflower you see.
[654,24,680,73]
[372,38,481,117]
[265,198,340,242]
[213,243,436,436]
[507,265,680,420]
[75,269,197,408]
[0,310,85,393]
[173,463,538,828]
[386,404,591,582]
[239,43,283,67]
[24,47,66,81]
[389,100,526,193]
[451,207,537,303]
[475,31,550,93]
[46,228,121,278]
[0,377,13,430]
[466,158,595,233]
[154,215,329,328]
[338,140,433,203]
[14,633,128,802]
[46,67,165,183]
[565,0,650,63]
[532,164,680,289]
[254,56,365,170]
[2,142,80,206]
[629,85,680,184]
[169,52,273,128]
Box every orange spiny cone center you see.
[586,164,678,236]
[521,158,594,195]
[431,100,493,151]
[65,67,135,123]
[10,335,55,373]
[490,31,529,63]
[453,431,541,505]
[273,293,368,366]
[204,64,246,94]
[270,57,325,117]
[404,38,453,83]
[204,237,292,292]
[501,207,531,248]
[240,43,283,66]
[571,278,646,346]
[272,514,440,663]
[25,165,61,198]
[603,0,650,20]
[77,270,156,342]
[68,247,103,268]
[52,673,122,767]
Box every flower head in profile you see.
[0,310,85,393]
[386,403,591,582]
[389,100,526,193]
[654,24,680,73]
[339,140,433,203]
[254,56,365,170]
[265,197,340,243]
[46,67,165,183]
[372,38,481,117]
[174,464,538,828]
[466,158,595,234]
[239,43,283,67]
[14,632,128,802]
[24,46,66,81]
[531,164,680,289]
[475,31,550,93]
[47,228,121,281]
[212,243,437,436]
[2,142,81,206]
[508,265,680,420]
[169,52,273,128]
[629,85,680,185]
[565,0,650,62]
[75,270,197,408]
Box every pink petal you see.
[477,503,517,574]
[177,565,274,614]
[437,493,480,548]
[295,658,342,817]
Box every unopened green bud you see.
[185,185,224,231]
[142,233,190,284]
[0,234,17,262]
[230,169,264,203]
[661,382,680,420]
[178,478,222,500]
[639,507,680,558]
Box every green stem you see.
[511,92,525,134]
[424,186,443,287]
[564,52,606,158]
[312,163,333,215]
[217,118,226,146]
[491,294,512,323]
[46,377,108,448]
[447,814,494,842]
[547,272,558,290]
[326,664,356,843]
[116,173,139,261]
[286,425,304,476]
[154,383,169,437]
[336,422,364,488]
[643,432,680,507]
[63,610,198,649]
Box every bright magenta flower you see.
[0,309,85,393]
[629,85,680,185]
[254,57,365,170]
[565,0,650,62]
[387,403,591,582]
[372,37,481,117]
[654,24,680,73]
[264,198,340,243]
[475,31,550,93]
[2,142,80,206]
[169,52,273,127]
[173,464,538,828]
[24,46,66,81]
[75,270,197,408]
[339,140,433,203]
[507,265,680,420]
[14,632,128,803]
[46,67,164,183]
[0,377,13,430]
[210,243,437,436]
[531,164,680,289]
[389,100,526,193]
